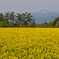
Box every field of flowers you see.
[0,28,59,59]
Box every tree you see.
[21,12,27,25]
[9,12,15,23]
[4,12,10,23]
[16,13,22,27]
[26,13,33,25]
[55,21,59,28]
[49,21,54,28]
[0,13,4,21]
[44,22,48,24]
[54,17,59,26]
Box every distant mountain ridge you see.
[31,10,59,24]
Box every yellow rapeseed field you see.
[0,28,59,59]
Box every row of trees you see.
[0,12,59,28]
[0,12,35,27]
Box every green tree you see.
[49,21,54,28]
[26,13,33,25]
[16,13,22,27]
[9,12,15,23]
[54,17,59,26]
[44,22,48,24]
[4,12,10,23]
[0,13,4,21]
[22,12,27,25]
[55,21,59,28]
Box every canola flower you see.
[0,28,59,59]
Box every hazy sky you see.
[0,0,59,13]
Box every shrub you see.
[0,21,6,27]
[8,23,14,27]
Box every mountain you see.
[31,10,59,24]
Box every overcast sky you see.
[0,0,59,13]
